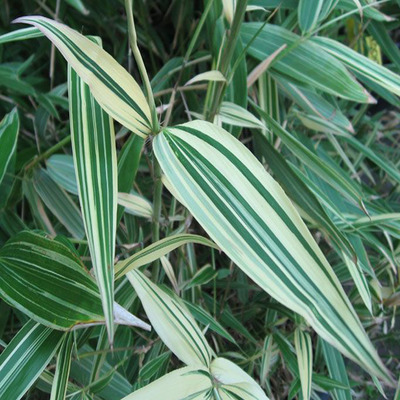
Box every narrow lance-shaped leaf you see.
[0,320,64,400]
[294,329,312,400]
[69,61,118,343]
[50,332,74,400]
[153,120,393,384]
[298,0,324,33]
[241,23,373,103]
[128,269,213,367]
[312,35,400,96]
[0,108,19,186]
[15,16,152,137]
[115,234,218,279]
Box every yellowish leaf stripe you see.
[294,329,312,400]
[0,320,64,400]
[117,192,153,218]
[128,270,213,367]
[153,120,392,384]
[15,16,151,137]
[312,36,400,96]
[50,332,74,400]
[69,65,117,343]
[0,231,104,329]
[115,234,218,279]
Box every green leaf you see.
[115,234,217,279]
[46,154,78,195]
[294,329,312,400]
[0,108,19,187]
[218,102,264,129]
[241,23,372,102]
[321,339,352,400]
[50,332,74,400]
[15,16,152,137]
[0,231,104,329]
[0,320,64,400]
[154,119,392,384]
[33,168,85,239]
[312,36,400,96]
[69,62,118,343]
[127,269,213,367]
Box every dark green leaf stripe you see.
[153,120,392,384]
[69,65,117,342]
[0,231,104,329]
[0,320,64,400]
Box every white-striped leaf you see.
[69,62,118,343]
[185,70,226,86]
[115,234,217,280]
[15,16,152,137]
[312,36,400,96]
[127,269,213,367]
[46,154,78,195]
[0,108,19,186]
[0,231,104,329]
[0,27,42,44]
[118,192,153,219]
[298,0,324,33]
[50,332,74,400]
[241,23,373,103]
[294,329,312,400]
[122,366,212,400]
[153,119,392,384]
[0,320,64,400]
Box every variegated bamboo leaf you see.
[127,269,213,367]
[115,234,217,280]
[0,320,64,400]
[69,61,118,343]
[153,119,392,384]
[298,0,324,33]
[122,366,212,400]
[0,231,104,329]
[294,329,312,400]
[118,192,153,219]
[312,36,400,96]
[50,332,74,400]
[15,16,152,137]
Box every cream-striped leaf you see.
[211,357,269,400]
[127,269,213,367]
[153,119,392,384]
[115,234,217,280]
[118,192,153,219]
[298,0,324,33]
[122,366,212,400]
[0,320,64,400]
[312,36,400,96]
[15,16,152,137]
[219,102,264,129]
[294,329,313,400]
[69,61,117,343]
